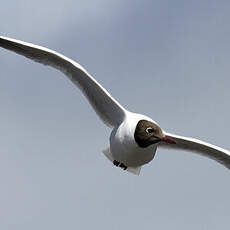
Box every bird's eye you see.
[146,127,154,134]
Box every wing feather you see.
[0,36,126,127]
[159,132,230,169]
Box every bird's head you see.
[134,120,176,148]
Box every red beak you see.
[161,136,176,144]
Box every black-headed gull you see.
[0,36,229,175]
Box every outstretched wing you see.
[158,132,230,169]
[0,36,127,127]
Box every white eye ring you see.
[146,127,154,133]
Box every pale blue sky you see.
[1,0,230,229]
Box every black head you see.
[134,120,164,148]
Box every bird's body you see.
[1,35,230,175]
[110,112,157,167]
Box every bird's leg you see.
[113,160,120,167]
[119,163,127,170]
[113,160,127,170]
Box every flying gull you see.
[0,36,229,175]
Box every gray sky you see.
[1,0,230,229]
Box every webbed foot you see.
[113,160,120,167]
[113,160,127,170]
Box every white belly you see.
[111,143,157,167]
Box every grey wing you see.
[158,132,230,169]
[0,36,127,127]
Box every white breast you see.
[110,112,158,167]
